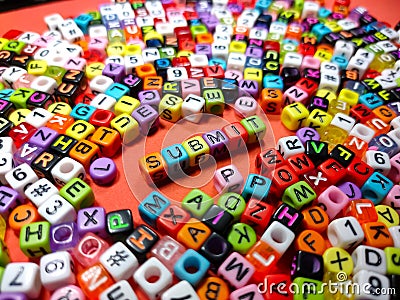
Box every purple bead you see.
[296,127,320,145]
[195,43,212,59]
[138,90,161,110]
[50,222,80,252]
[13,142,44,165]
[201,15,219,32]
[245,46,263,58]
[131,104,159,136]
[239,80,259,98]
[202,130,229,159]
[0,186,23,217]
[337,182,362,201]
[89,158,117,185]
[29,127,59,149]
[102,63,125,83]
[0,293,28,300]
[387,101,400,116]
[77,207,107,238]
[227,3,243,15]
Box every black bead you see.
[106,209,134,241]
[199,232,232,268]
[361,78,382,93]
[0,50,15,67]
[50,134,78,156]
[202,205,234,235]
[343,80,366,95]
[281,67,301,90]
[255,14,272,29]
[0,118,13,137]
[154,58,171,81]
[11,55,31,69]
[308,96,329,112]
[146,39,163,48]
[305,140,329,166]
[121,74,143,98]
[62,70,86,88]
[359,14,377,26]
[390,88,400,103]
[0,100,15,118]
[321,32,342,45]
[199,77,219,90]
[31,151,61,182]
[271,203,303,232]
[221,78,238,104]
[26,91,54,110]
[125,225,159,263]
[329,144,355,167]
[162,81,181,97]
[291,251,324,281]
[53,83,80,106]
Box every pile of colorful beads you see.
[0,0,399,299]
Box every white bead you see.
[59,43,84,58]
[282,53,303,69]
[142,48,161,64]
[330,113,356,133]
[380,27,399,40]
[89,25,108,39]
[117,3,136,19]
[25,178,59,207]
[364,150,391,176]
[100,242,139,281]
[212,42,229,60]
[349,123,375,143]
[105,56,124,67]
[30,76,58,94]
[376,41,397,53]
[249,27,268,41]
[387,128,400,150]
[18,32,41,44]
[90,75,114,95]
[391,116,400,130]
[188,54,209,68]
[214,164,244,194]
[58,19,84,43]
[227,53,246,72]
[38,194,76,224]
[136,16,155,27]
[155,22,174,36]
[211,8,232,20]
[269,22,287,35]
[375,75,397,90]
[352,245,387,275]
[33,47,57,62]
[213,32,231,45]
[337,18,358,31]
[389,226,400,247]
[215,24,233,35]
[0,153,14,185]
[320,61,340,75]
[40,251,75,291]
[1,262,42,298]
[1,66,27,89]
[133,257,173,300]
[276,136,305,159]
[161,281,200,300]
[318,73,341,93]
[0,137,15,154]
[347,56,370,78]
[234,96,258,118]
[5,163,38,195]
[51,157,86,187]
[353,270,390,300]
[333,40,355,60]
[44,13,64,31]
[90,93,117,111]
[167,67,188,81]
[25,108,54,128]
[47,54,69,68]
[170,17,187,28]
[42,30,62,40]
[301,1,320,19]
[100,280,138,300]
[327,216,364,249]
[125,55,145,74]
[261,221,295,255]
[181,94,205,123]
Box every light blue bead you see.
[174,249,210,286]
[242,173,271,200]
[361,172,394,205]
[70,103,96,121]
[255,0,272,11]
[161,144,190,178]
[0,89,15,101]
[138,192,170,227]
[359,93,384,109]
[311,23,332,43]
[209,58,227,71]
[263,75,284,90]
[282,38,300,47]
[318,7,332,19]
[105,83,130,100]
[74,14,93,34]
[331,55,348,70]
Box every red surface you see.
[0,0,399,298]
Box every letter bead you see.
[361,172,394,205]
[352,245,387,275]
[100,280,138,300]
[50,285,85,300]
[40,251,75,291]
[162,280,199,300]
[20,221,51,258]
[174,249,210,286]
[218,252,255,289]
[125,225,159,263]
[214,164,244,194]
[327,216,364,249]
[59,178,94,210]
[77,207,107,238]
[77,263,115,299]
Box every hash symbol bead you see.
[89,157,117,185]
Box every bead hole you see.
[37,79,48,86]
[184,258,200,274]
[81,237,100,255]
[206,236,226,255]
[271,229,286,244]
[53,226,72,241]
[328,189,346,204]
[60,162,74,173]
[144,266,161,283]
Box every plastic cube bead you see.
[271,203,304,232]
[202,129,229,159]
[20,221,51,258]
[138,191,170,228]
[302,206,329,234]
[38,194,76,225]
[291,250,324,281]
[156,205,190,238]
[363,221,394,248]
[77,206,107,238]
[214,164,244,194]
[51,157,86,187]
[242,174,271,201]
[105,209,134,241]
[77,263,114,299]
[49,222,80,252]
[282,181,316,210]
[150,236,186,272]
[71,232,109,267]
[323,247,354,276]
[1,262,41,298]
[327,216,364,249]
[24,177,58,207]
[376,205,399,228]
[50,285,85,300]
[161,280,199,300]
[361,172,394,205]
[292,277,324,300]
[227,223,257,254]
[353,270,390,300]
[161,144,189,179]
[125,225,159,263]
[139,152,168,185]
[69,139,100,169]
[177,218,211,250]
[218,252,255,289]
[352,245,387,275]
[202,205,234,235]
[222,122,249,152]
[240,115,266,144]
[182,136,210,167]
[174,249,210,286]
[89,127,121,157]
[181,189,213,219]
[317,186,349,220]
[196,277,230,300]
[0,186,23,217]
[295,229,327,255]
[5,163,38,195]
[59,178,94,210]
[40,251,75,291]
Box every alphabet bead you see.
[162,280,199,300]
[174,249,210,286]
[352,245,387,275]
[214,165,244,194]
[100,280,138,300]
[218,252,255,289]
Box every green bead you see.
[227,223,257,254]
[44,66,67,84]
[190,24,208,38]
[293,277,324,300]
[384,247,400,275]
[0,239,10,266]
[240,115,267,143]
[0,266,4,283]
[203,89,225,115]
[217,193,246,221]
[294,0,304,11]
[132,2,143,9]
[9,88,35,109]
[3,40,26,54]
[87,11,102,25]
[19,221,51,258]
[282,181,316,210]
[0,82,4,90]
[60,178,94,210]
[159,47,176,59]
[182,189,213,218]
[108,29,126,44]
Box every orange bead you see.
[259,88,283,114]
[366,118,390,136]
[196,33,213,44]
[46,114,75,134]
[89,127,122,157]
[197,277,229,300]
[135,63,157,79]
[77,263,114,298]
[362,221,393,248]
[295,229,327,255]
[316,43,333,54]
[302,206,329,233]
[69,139,100,169]
[345,199,378,224]
[285,23,302,41]
[9,204,40,232]
[138,152,167,184]
[177,218,211,250]
[143,76,163,92]
[372,106,397,124]
[343,135,368,157]
[233,26,249,36]
[245,240,280,282]
[125,25,142,41]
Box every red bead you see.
[8,122,37,148]
[174,26,191,40]
[172,57,191,72]
[77,263,114,298]
[183,11,198,20]
[345,157,374,187]
[189,67,205,78]
[240,199,274,235]
[344,199,378,224]
[255,148,285,176]
[295,78,318,96]
[2,29,23,39]
[298,44,316,56]
[272,165,299,197]
[264,41,280,52]
[222,122,249,152]
[75,93,96,106]
[179,39,196,52]
[203,65,225,79]
[89,109,115,128]
[156,205,191,238]
[317,158,346,185]
[287,153,315,176]
[303,169,332,195]
[350,104,374,123]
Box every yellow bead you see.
[110,113,140,144]
[337,88,359,107]
[143,31,164,43]
[316,89,337,102]
[243,68,263,87]
[0,38,8,50]
[385,247,400,275]
[369,53,396,73]
[27,60,48,76]
[65,120,95,141]
[9,108,31,125]
[305,109,333,135]
[86,62,105,80]
[323,247,353,276]
[324,21,342,33]
[106,42,126,57]
[114,96,140,116]
[328,99,350,115]
[182,136,210,167]
[281,103,310,131]
[159,94,183,123]
[229,41,247,54]
[320,127,348,149]
[47,102,72,115]
[240,115,267,144]
[124,44,142,56]
[314,49,332,62]
[176,50,194,57]
[375,205,400,228]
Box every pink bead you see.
[50,285,85,300]
[32,35,54,47]
[388,152,400,183]
[382,185,400,216]
[301,55,321,71]
[15,74,37,89]
[234,96,258,118]
[88,37,108,55]
[230,284,264,300]
[283,86,309,105]
[225,69,243,82]
[317,186,350,220]
[214,164,244,194]
[150,236,186,272]
[180,79,200,98]
[71,232,109,268]
[64,57,87,71]
[218,252,255,289]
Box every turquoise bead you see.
[263,75,284,90]
[105,83,130,100]
[241,173,271,201]
[138,192,170,228]
[359,93,384,110]
[70,103,96,121]
[361,172,394,205]
[74,13,93,34]
[174,249,210,286]
[161,144,190,178]
[209,58,227,71]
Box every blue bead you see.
[359,92,384,109]
[255,0,272,11]
[282,38,299,47]
[343,80,367,96]
[74,14,93,34]
[70,103,96,121]
[361,172,394,205]
[138,192,170,227]
[0,89,15,101]
[189,19,202,26]
[242,173,271,201]
[155,58,171,69]
[369,134,399,157]
[105,83,130,100]
[263,74,284,90]
[146,39,163,48]
[209,58,227,71]
[161,144,190,178]
[318,7,332,19]
[174,249,210,286]
[331,55,348,70]
[245,57,263,69]
[386,102,400,116]
[311,23,332,43]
